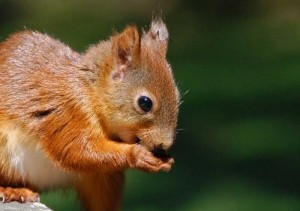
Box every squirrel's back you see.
[0,31,92,122]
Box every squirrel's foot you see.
[129,144,174,172]
[0,187,40,203]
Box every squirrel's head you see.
[92,20,179,153]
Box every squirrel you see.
[0,19,179,211]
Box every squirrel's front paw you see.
[128,145,174,172]
[0,187,40,203]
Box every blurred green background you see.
[1,0,300,210]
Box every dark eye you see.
[138,96,153,112]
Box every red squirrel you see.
[0,19,179,211]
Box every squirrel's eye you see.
[138,96,153,112]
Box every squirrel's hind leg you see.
[0,187,40,203]
[76,171,125,211]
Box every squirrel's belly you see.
[0,125,71,189]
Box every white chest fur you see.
[1,125,71,189]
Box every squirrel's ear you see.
[142,19,169,57]
[111,26,140,81]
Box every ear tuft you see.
[149,20,169,41]
[143,19,169,57]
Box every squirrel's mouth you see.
[111,130,140,145]
[111,130,172,160]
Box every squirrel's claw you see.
[0,187,40,203]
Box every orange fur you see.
[0,20,179,210]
